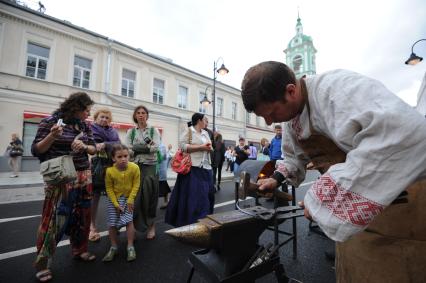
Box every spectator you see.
[126,105,160,240]
[257,138,270,161]
[269,125,283,161]
[89,107,120,242]
[31,92,97,282]
[212,132,225,191]
[165,113,214,227]
[233,137,250,176]
[248,142,258,160]
[102,144,140,262]
[158,141,171,209]
[7,133,23,177]
[166,144,175,168]
[224,146,233,172]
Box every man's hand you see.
[257,178,278,191]
[298,201,312,221]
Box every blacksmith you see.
[241,61,426,283]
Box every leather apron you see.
[298,79,426,283]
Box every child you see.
[102,144,140,262]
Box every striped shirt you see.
[31,115,95,171]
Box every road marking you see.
[0,214,41,223]
[0,180,317,261]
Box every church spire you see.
[296,10,303,35]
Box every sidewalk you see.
[0,168,235,203]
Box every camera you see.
[57,119,66,127]
[143,136,152,144]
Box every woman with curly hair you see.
[31,92,97,282]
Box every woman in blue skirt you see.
[165,113,215,227]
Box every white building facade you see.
[0,2,274,170]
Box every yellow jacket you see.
[105,162,141,208]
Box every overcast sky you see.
[26,0,426,106]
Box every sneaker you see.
[127,246,136,262]
[9,175,18,178]
[102,247,117,262]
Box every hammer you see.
[238,171,293,201]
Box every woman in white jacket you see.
[165,113,214,227]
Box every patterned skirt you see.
[107,196,134,228]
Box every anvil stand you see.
[186,184,301,283]
[267,183,299,259]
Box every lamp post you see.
[200,58,229,132]
[405,39,426,65]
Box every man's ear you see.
[285,84,297,101]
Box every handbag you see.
[9,145,24,157]
[40,155,77,185]
[91,152,110,187]
[171,128,192,175]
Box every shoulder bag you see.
[171,129,192,175]
[39,132,83,185]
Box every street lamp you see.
[405,39,426,65]
[200,57,229,132]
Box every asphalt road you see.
[0,171,335,283]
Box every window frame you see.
[231,102,237,120]
[177,85,188,109]
[216,97,224,117]
[73,55,92,89]
[121,68,136,98]
[153,78,165,104]
[25,42,50,80]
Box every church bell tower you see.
[284,14,317,78]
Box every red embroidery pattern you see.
[291,115,302,140]
[275,161,290,178]
[312,173,384,226]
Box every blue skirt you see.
[165,167,215,227]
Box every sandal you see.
[74,252,96,261]
[36,269,52,282]
[88,231,101,242]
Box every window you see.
[22,122,38,156]
[121,69,136,98]
[73,55,92,89]
[153,78,165,104]
[26,42,50,80]
[216,97,223,117]
[292,55,303,72]
[246,111,250,124]
[199,92,208,113]
[231,102,237,120]
[177,86,188,109]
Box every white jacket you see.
[180,127,212,169]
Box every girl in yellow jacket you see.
[102,144,140,262]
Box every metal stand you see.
[186,248,289,283]
[267,183,298,259]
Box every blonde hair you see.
[260,138,268,146]
[93,107,113,123]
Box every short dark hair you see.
[274,124,282,130]
[133,105,149,123]
[241,61,296,112]
[56,92,94,121]
[111,143,129,158]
